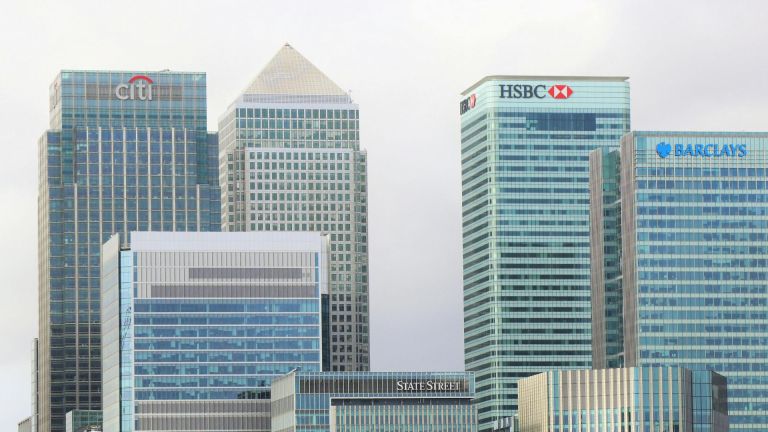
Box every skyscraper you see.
[38,70,220,432]
[219,44,369,371]
[101,231,326,432]
[591,131,768,432]
[459,76,630,430]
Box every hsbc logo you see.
[115,75,154,101]
[548,84,573,99]
[459,93,477,115]
[499,84,574,100]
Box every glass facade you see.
[101,232,326,432]
[591,131,768,431]
[460,76,630,431]
[271,371,477,432]
[38,70,220,432]
[65,410,102,432]
[518,366,728,432]
[219,45,369,371]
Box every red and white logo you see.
[115,75,154,101]
[548,84,573,99]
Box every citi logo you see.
[115,75,153,101]
[657,141,747,158]
[499,84,574,100]
[548,84,573,99]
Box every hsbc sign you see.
[499,84,574,100]
[459,94,477,115]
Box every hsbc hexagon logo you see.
[548,84,573,99]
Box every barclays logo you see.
[656,142,747,158]
[656,142,672,158]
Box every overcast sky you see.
[1,0,767,427]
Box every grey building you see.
[101,231,327,432]
[19,417,32,432]
[219,44,369,371]
[271,371,477,432]
[37,70,220,432]
[518,366,728,432]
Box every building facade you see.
[271,371,477,432]
[19,417,32,432]
[459,76,630,430]
[38,70,220,432]
[518,366,728,432]
[590,131,768,431]
[65,410,102,432]
[101,231,326,432]
[219,44,369,371]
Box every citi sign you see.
[115,75,154,101]
[499,84,573,99]
[656,142,748,159]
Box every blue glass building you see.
[271,371,477,431]
[519,366,728,432]
[459,76,630,430]
[38,70,220,432]
[590,131,768,432]
[101,231,326,432]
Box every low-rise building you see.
[518,366,727,432]
[271,371,477,431]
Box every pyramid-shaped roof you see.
[244,44,349,97]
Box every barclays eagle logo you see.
[656,142,672,158]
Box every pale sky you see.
[1,0,767,427]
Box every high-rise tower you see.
[219,45,369,371]
[591,131,768,432]
[459,76,630,430]
[37,70,220,432]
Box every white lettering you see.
[115,84,129,100]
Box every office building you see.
[19,417,32,432]
[518,366,728,432]
[271,371,477,432]
[38,70,220,432]
[101,231,326,432]
[65,411,102,432]
[219,44,368,371]
[459,76,630,430]
[590,131,768,431]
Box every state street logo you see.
[656,142,672,158]
[548,84,573,99]
[115,75,154,101]
[656,141,747,158]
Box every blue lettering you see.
[738,145,747,157]
[704,144,714,157]
[721,144,732,156]
[695,144,704,156]
[684,144,694,156]
[675,144,684,156]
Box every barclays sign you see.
[656,142,747,159]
